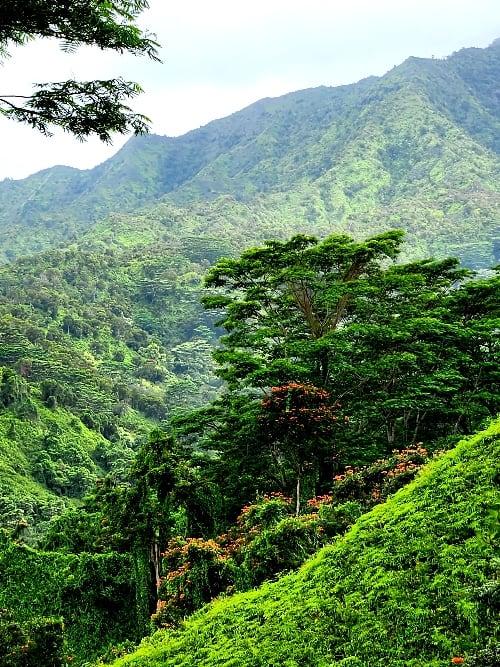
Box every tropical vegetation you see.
[0,35,498,667]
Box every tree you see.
[176,230,499,522]
[0,1,159,139]
[203,230,406,386]
[260,383,345,514]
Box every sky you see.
[1,0,499,180]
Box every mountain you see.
[106,419,500,667]
[0,40,499,266]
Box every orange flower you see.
[451,658,464,665]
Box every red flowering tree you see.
[260,382,346,513]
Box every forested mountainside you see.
[0,40,499,266]
[0,220,219,534]
[0,198,370,534]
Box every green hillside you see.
[0,40,499,266]
[0,195,347,532]
[109,419,500,667]
[0,222,226,533]
[0,34,499,667]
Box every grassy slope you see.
[110,419,500,667]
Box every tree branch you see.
[0,78,151,141]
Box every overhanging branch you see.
[0,78,151,141]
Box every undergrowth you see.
[107,419,500,667]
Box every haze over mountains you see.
[0,39,499,266]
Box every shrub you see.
[0,610,64,667]
[237,493,292,531]
[316,500,364,537]
[154,537,235,627]
[465,643,500,667]
[240,514,323,584]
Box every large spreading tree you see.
[0,0,159,139]
[175,231,499,517]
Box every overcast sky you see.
[1,0,499,180]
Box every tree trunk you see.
[411,409,426,444]
[386,420,396,448]
[150,537,161,592]
[319,348,329,384]
[295,467,301,516]
[403,410,412,446]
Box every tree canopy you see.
[176,231,499,516]
[0,0,159,139]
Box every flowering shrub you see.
[308,445,430,508]
[260,383,348,510]
[236,493,292,531]
[261,383,343,437]
[153,537,235,627]
[154,446,431,627]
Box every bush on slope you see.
[109,419,500,667]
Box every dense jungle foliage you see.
[104,419,500,667]
[1,227,497,665]
[0,532,149,665]
[0,38,499,667]
[0,228,221,535]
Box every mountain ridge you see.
[0,40,498,266]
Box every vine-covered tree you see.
[0,0,159,139]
